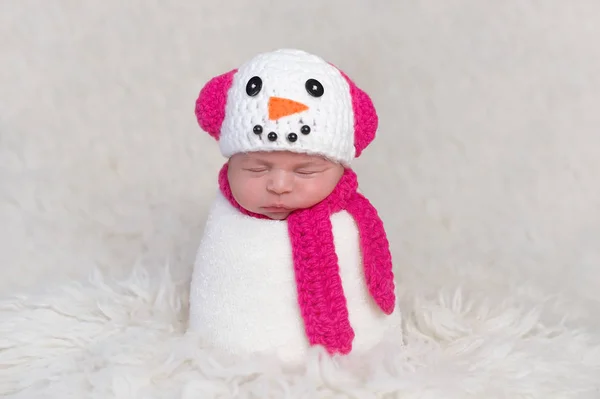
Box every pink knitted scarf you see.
[218,163,396,355]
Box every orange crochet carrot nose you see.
[268,97,309,120]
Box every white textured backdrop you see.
[2,0,600,352]
[3,0,600,307]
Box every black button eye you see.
[246,76,262,96]
[305,79,324,97]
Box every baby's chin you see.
[262,211,292,220]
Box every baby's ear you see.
[195,68,237,140]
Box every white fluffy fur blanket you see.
[1,264,599,398]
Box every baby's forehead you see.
[237,151,332,166]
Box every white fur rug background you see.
[1,1,600,397]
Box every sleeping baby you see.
[188,48,402,365]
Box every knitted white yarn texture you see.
[219,49,356,165]
[188,190,403,365]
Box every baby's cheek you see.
[296,182,328,208]
[313,176,340,204]
[235,180,266,211]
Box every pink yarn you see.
[195,69,237,139]
[331,65,378,158]
[346,193,396,314]
[218,164,396,355]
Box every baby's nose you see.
[267,170,293,194]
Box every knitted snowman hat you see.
[195,48,378,166]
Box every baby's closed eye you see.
[243,167,269,174]
[295,169,324,176]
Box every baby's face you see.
[227,151,344,220]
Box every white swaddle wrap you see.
[188,191,402,364]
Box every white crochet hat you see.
[195,48,378,166]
